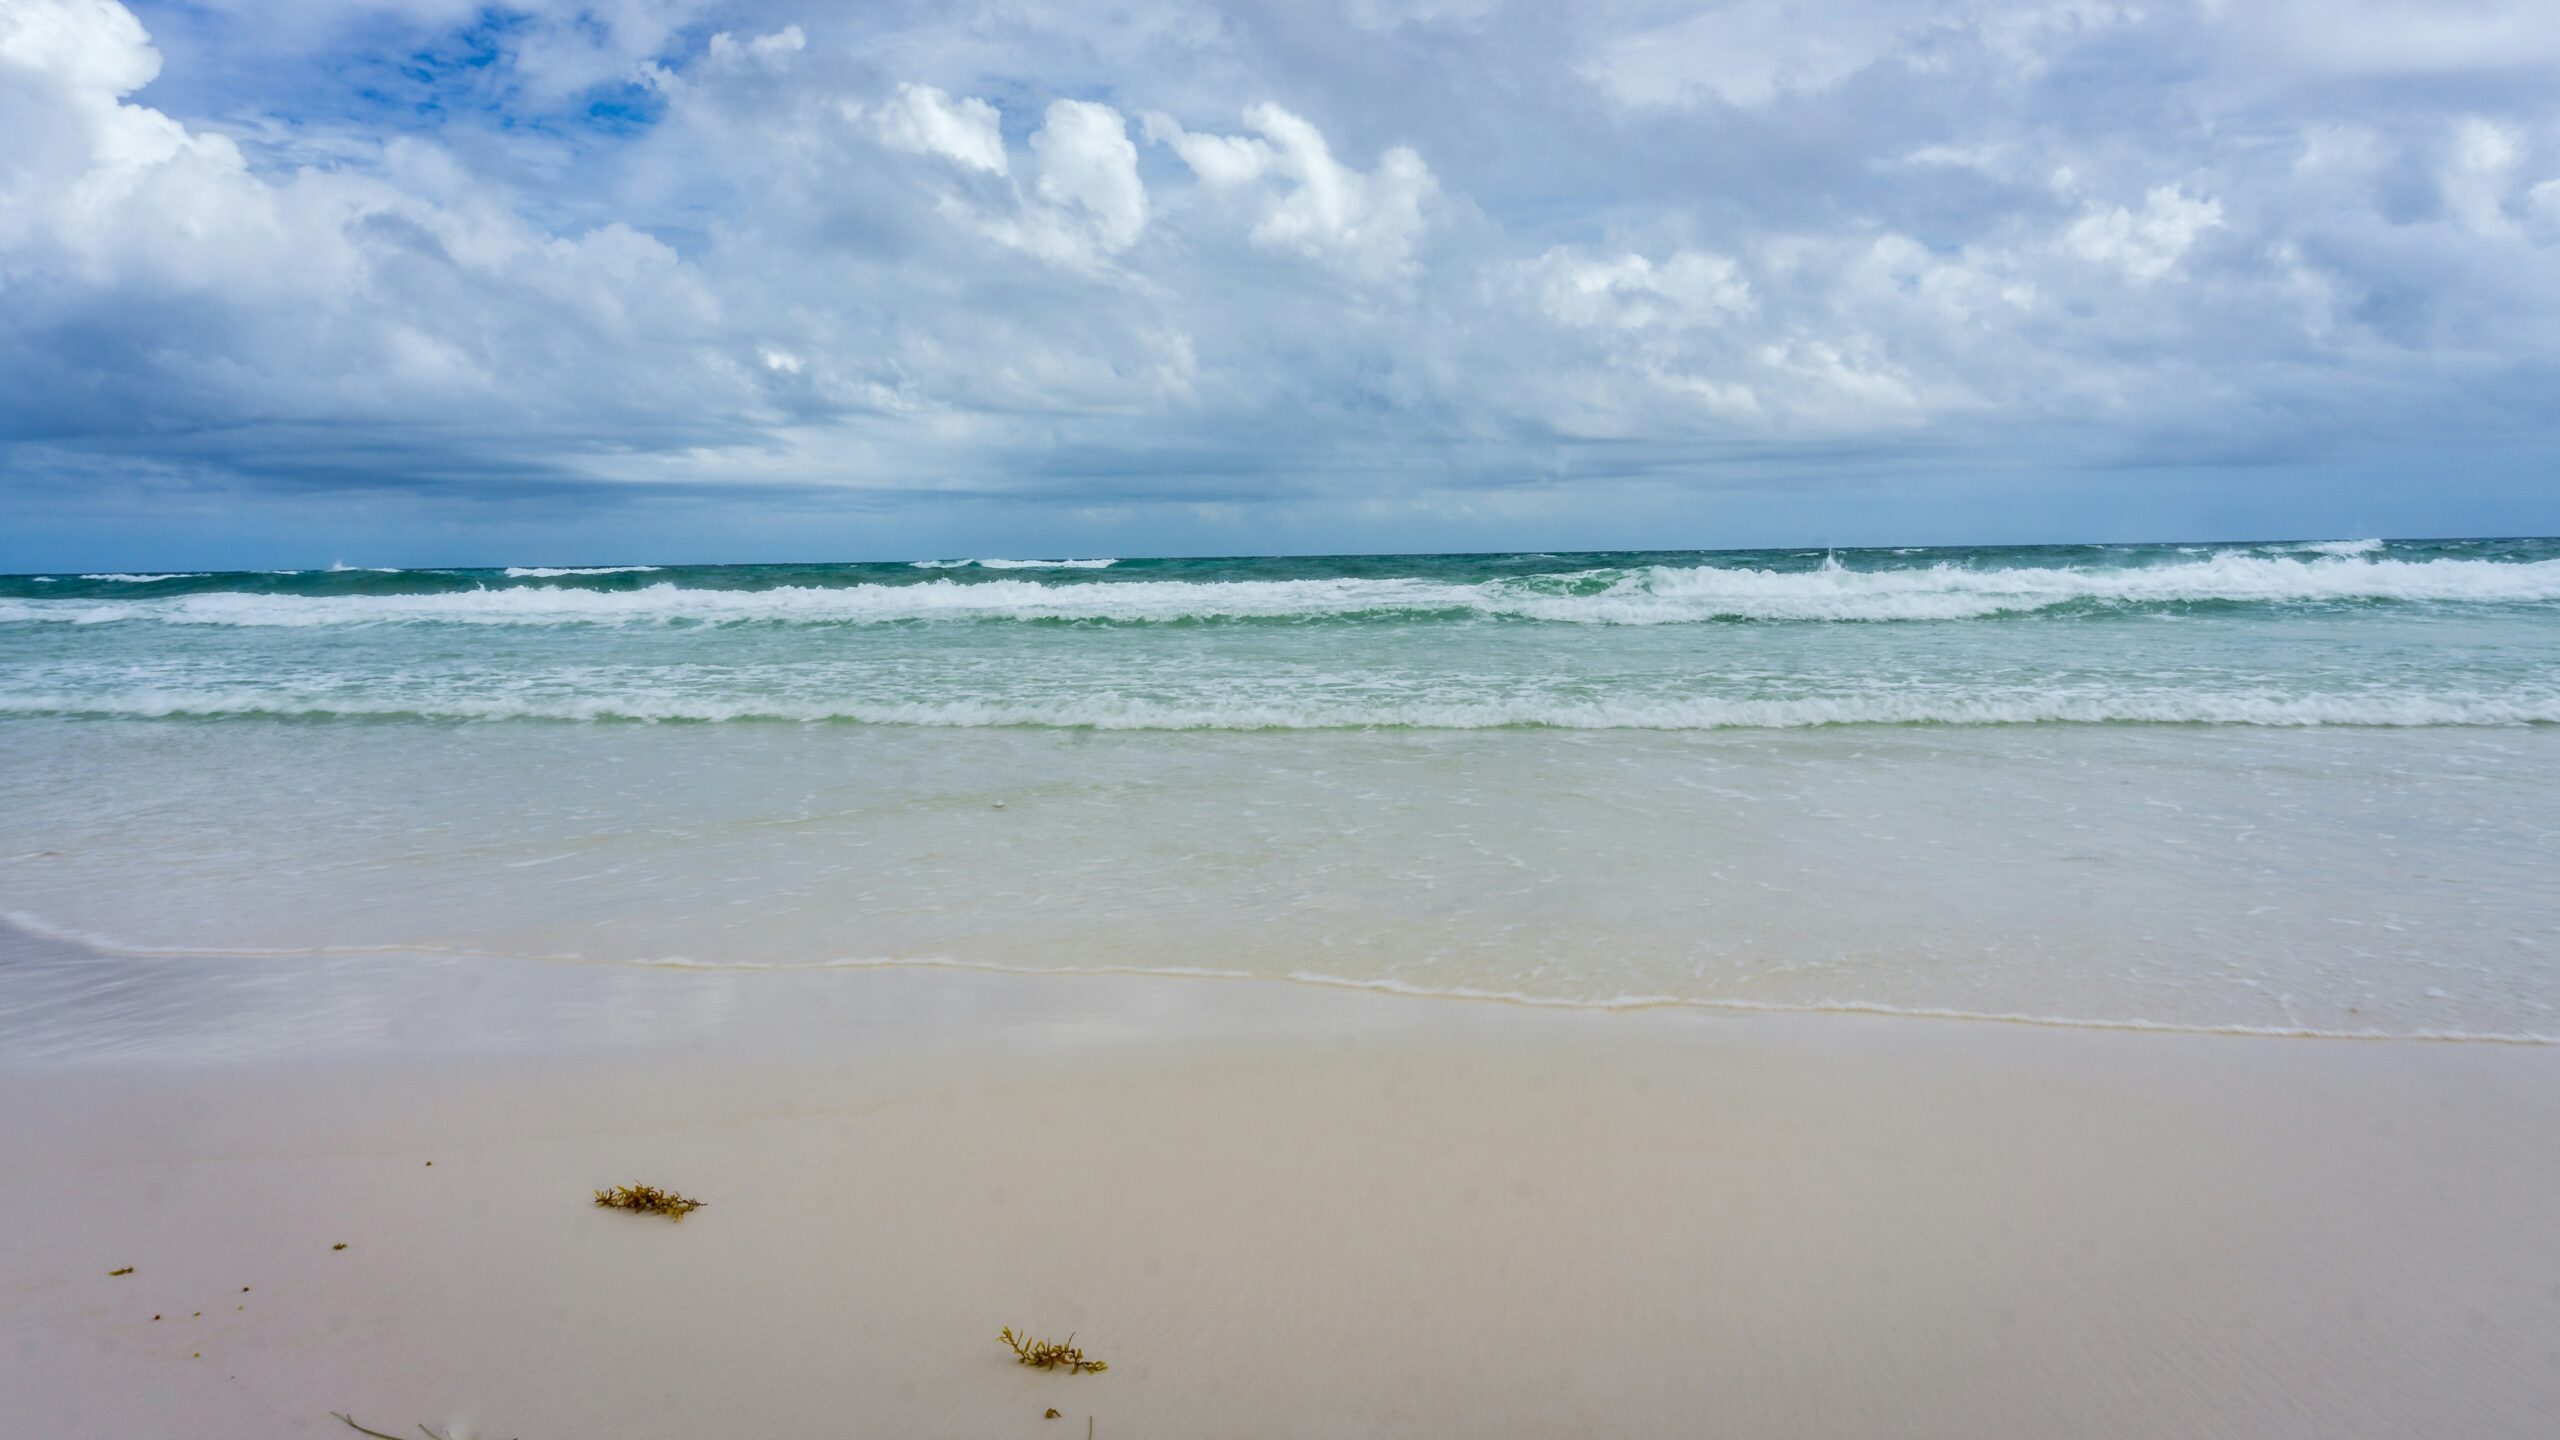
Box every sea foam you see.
[4,687,2552,729]
[4,552,2558,628]
[910,558,1118,570]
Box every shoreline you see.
[6,937,2558,1437]
[7,917,2552,1051]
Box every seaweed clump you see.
[1000,1327,1107,1374]
[592,1184,706,1220]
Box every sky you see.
[2,0,2557,569]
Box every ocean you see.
[3,538,2555,1040]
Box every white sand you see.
[4,961,2558,1438]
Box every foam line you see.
[4,552,2557,628]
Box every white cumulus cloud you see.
[872,82,1009,176]
[1030,99,1148,254]
[1148,103,1437,278]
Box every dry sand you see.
[4,953,2558,1438]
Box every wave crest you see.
[3,552,2556,628]
[910,558,1118,570]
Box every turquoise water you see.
[2,538,2558,727]
[3,538,2556,1038]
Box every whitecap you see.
[4,551,2554,628]
[911,558,1117,570]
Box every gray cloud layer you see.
[4,0,2558,562]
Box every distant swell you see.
[4,553,2557,628]
[3,689,2552,729]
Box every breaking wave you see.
[4,552,2557,627]
[501,565,662,578]
[910,558,1118,570]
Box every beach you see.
[16,0,2560,1427]
[6,542,2560,1434]
[6,928,2559,1439]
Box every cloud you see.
[2440,117,2523,238]
[1028,99,1148,254]
[2062,185,2226,283]
[1580,1,2139,109]
[871,81,1008,175]
[1581,0,1908,109]
[857,88,1152,270]
[2529,179,2560,244]
[0,0,747,458]
[2220,0,2560,78]
[0,0,157,91]
[1524,247,1755,331]
[1147,103,1437,278]
[5,0,2560,562]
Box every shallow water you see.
[3,539,2555,1039]
[5,539,2558,728]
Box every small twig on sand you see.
[333,1415,507,1440]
